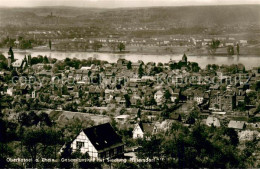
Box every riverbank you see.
[1,43,260,56]
[1,48,260,69]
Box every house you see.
[239,40,247,46]
[131,62,141,70]
[6,87,14,96]
[205,116,221,127]
[228,120,246,130]
[238,130,260,141]
[169,113,182,121]
[209,90,236,112]
[114,115,130,123]
[31,90,36,98]
[12,60,23,70]
[236,95,245,106]
[104,64,113,71]
[222,91,236,112]
[171,88,180,103]
[154,90,164,104]
[68,123,124,159]
[193,91,204,105]
[117,59,128,68]
[132,122,154,139]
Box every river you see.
[1,49,260,69]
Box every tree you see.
[207,40,220,55]
[223,128,239,147]
[127,61,132,69]
[108,42,117,52]
[164,89,171,102]
[0,53,6,62]
[49,40,52,50]
[0,54,8,70]
[0,112,14,168]
[27,55,32,66]
[227,45,234,55]
[191,62,200,72]
[138,64,144,78]
[8,47,14,62]
[20,40,32,49]
[59,142,73,169]
[43,56,49,64]
[237,43,240,55]
[137,109,141,118]
[21,126,61,168]
[92,41,102,52]
[182,53,188,62]
[124,94,131,108]
[255,81,260,91]
[212,64,219,71]
[117,42,125,52]
[157,62,163,67]
[137,135,163,159]
[240,137,260,167]
[62,85,69,95]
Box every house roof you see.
[170,113,181,120]
[83,123,123,152]
[139,122,154,134]
[115,115,130,119]
[155,90,164,95]
[228,120,245,130]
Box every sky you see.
[0,0,259,8]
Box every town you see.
[0,44,259,168]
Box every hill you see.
[0,5,259,36]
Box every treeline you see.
[0,97,95,168]
[0,36,44,49]
[54,57,108,70]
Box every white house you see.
[154,90,164,104]
[66,123,124,159]
[31,90,36,98]
[132,122,155,139]
[206,116,221,127]
[194,92,204,105]
[12,60,23,69]
[6,87,14,96]
[239,40,247,46]
[133,123,144,139]
[228,120,246,130]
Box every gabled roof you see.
[139,122,154,134]
[155,90,164,95]
[83,123,123,152]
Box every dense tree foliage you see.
[117,42,126,52]
[136,122,259,168]
[227,45,235,55]
[138,64,144,78]
[0,53,8,70]
[127,61,132,69]
[207,40,220,55]
[92,41,102,52]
